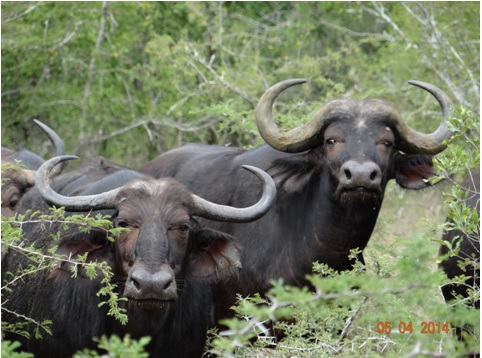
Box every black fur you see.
[2,158,241,357]
[140,110,446,324]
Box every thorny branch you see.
[1,306,48,332]
[219,283,422,342]
[1,239,105,292]
[337,296,369,343]
[1,262,47,292]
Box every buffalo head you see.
[36,156,276,310]
[257,79,451,216]
[2,119,65,217]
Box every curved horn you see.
[36,155,120,211]
[33,119,66,156]
[34,119,67,174]
[393,80,452,155]
[255,79,326,153]
[191,165,276,222]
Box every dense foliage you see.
[1,2,479,357]
[2,2,479,163]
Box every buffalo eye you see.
[8,200,18,209]
[115,219,130,228]
[383,141,393,148]
[178,224,190,234]
[325,138,336,146]
[169,223,191,238]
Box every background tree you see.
[2,2,478,163]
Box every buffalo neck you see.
[234,166,382,295]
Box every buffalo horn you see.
[191,165,276,222]
[255,79,326,153]
[394,80,452,155]
[33,119,66,157]
[256,79,452,155]
[36,155,120,210]
[34,119,67,174]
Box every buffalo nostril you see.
[163,280,173,291]
[344,169,352,180]
[131,277,141,291]
[370,171,377,181]
[129,272,143,291]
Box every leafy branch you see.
[1,208,130,342]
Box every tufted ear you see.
[185,228,241,281]
[267,155,316,194]
[393,154,438,190]
[48,229,114,279]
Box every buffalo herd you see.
[1,79,479,356]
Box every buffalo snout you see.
[339,160,382,190]
[124,263,177,303]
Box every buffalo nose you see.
[339,160,382,189]
[125,265,177,301]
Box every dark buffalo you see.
[2,119,65,217]
[2,155,276,357]
[439,168,480,348]
[140,79,452,322]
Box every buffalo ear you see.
[268,156,316,194]
[186,229,241,281]
[49,229,113,279]
[393,154,437,190]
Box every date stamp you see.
[376,321,450,335]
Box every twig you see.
[80,1,108,136]
[1,79,34,97]
[318,17,390,38]
[1,306,46,329]
[86,116,217,144]
[2,2,43,23]
[1,262,47,290]
[363,2,471,108]
[337,296,369,342]
[407,3,479,102]
[49,21,82,51]
[406,340,447,358]
[312,282,420,301]
[277,341,342,354]
[89,120,149,143]
[186,42,255,105]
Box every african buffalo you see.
[139,79,453,323]
[2,155,276,357]
[439,168,479,347]
[2,119,65,217]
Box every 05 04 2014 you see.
[376,321,450,334]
